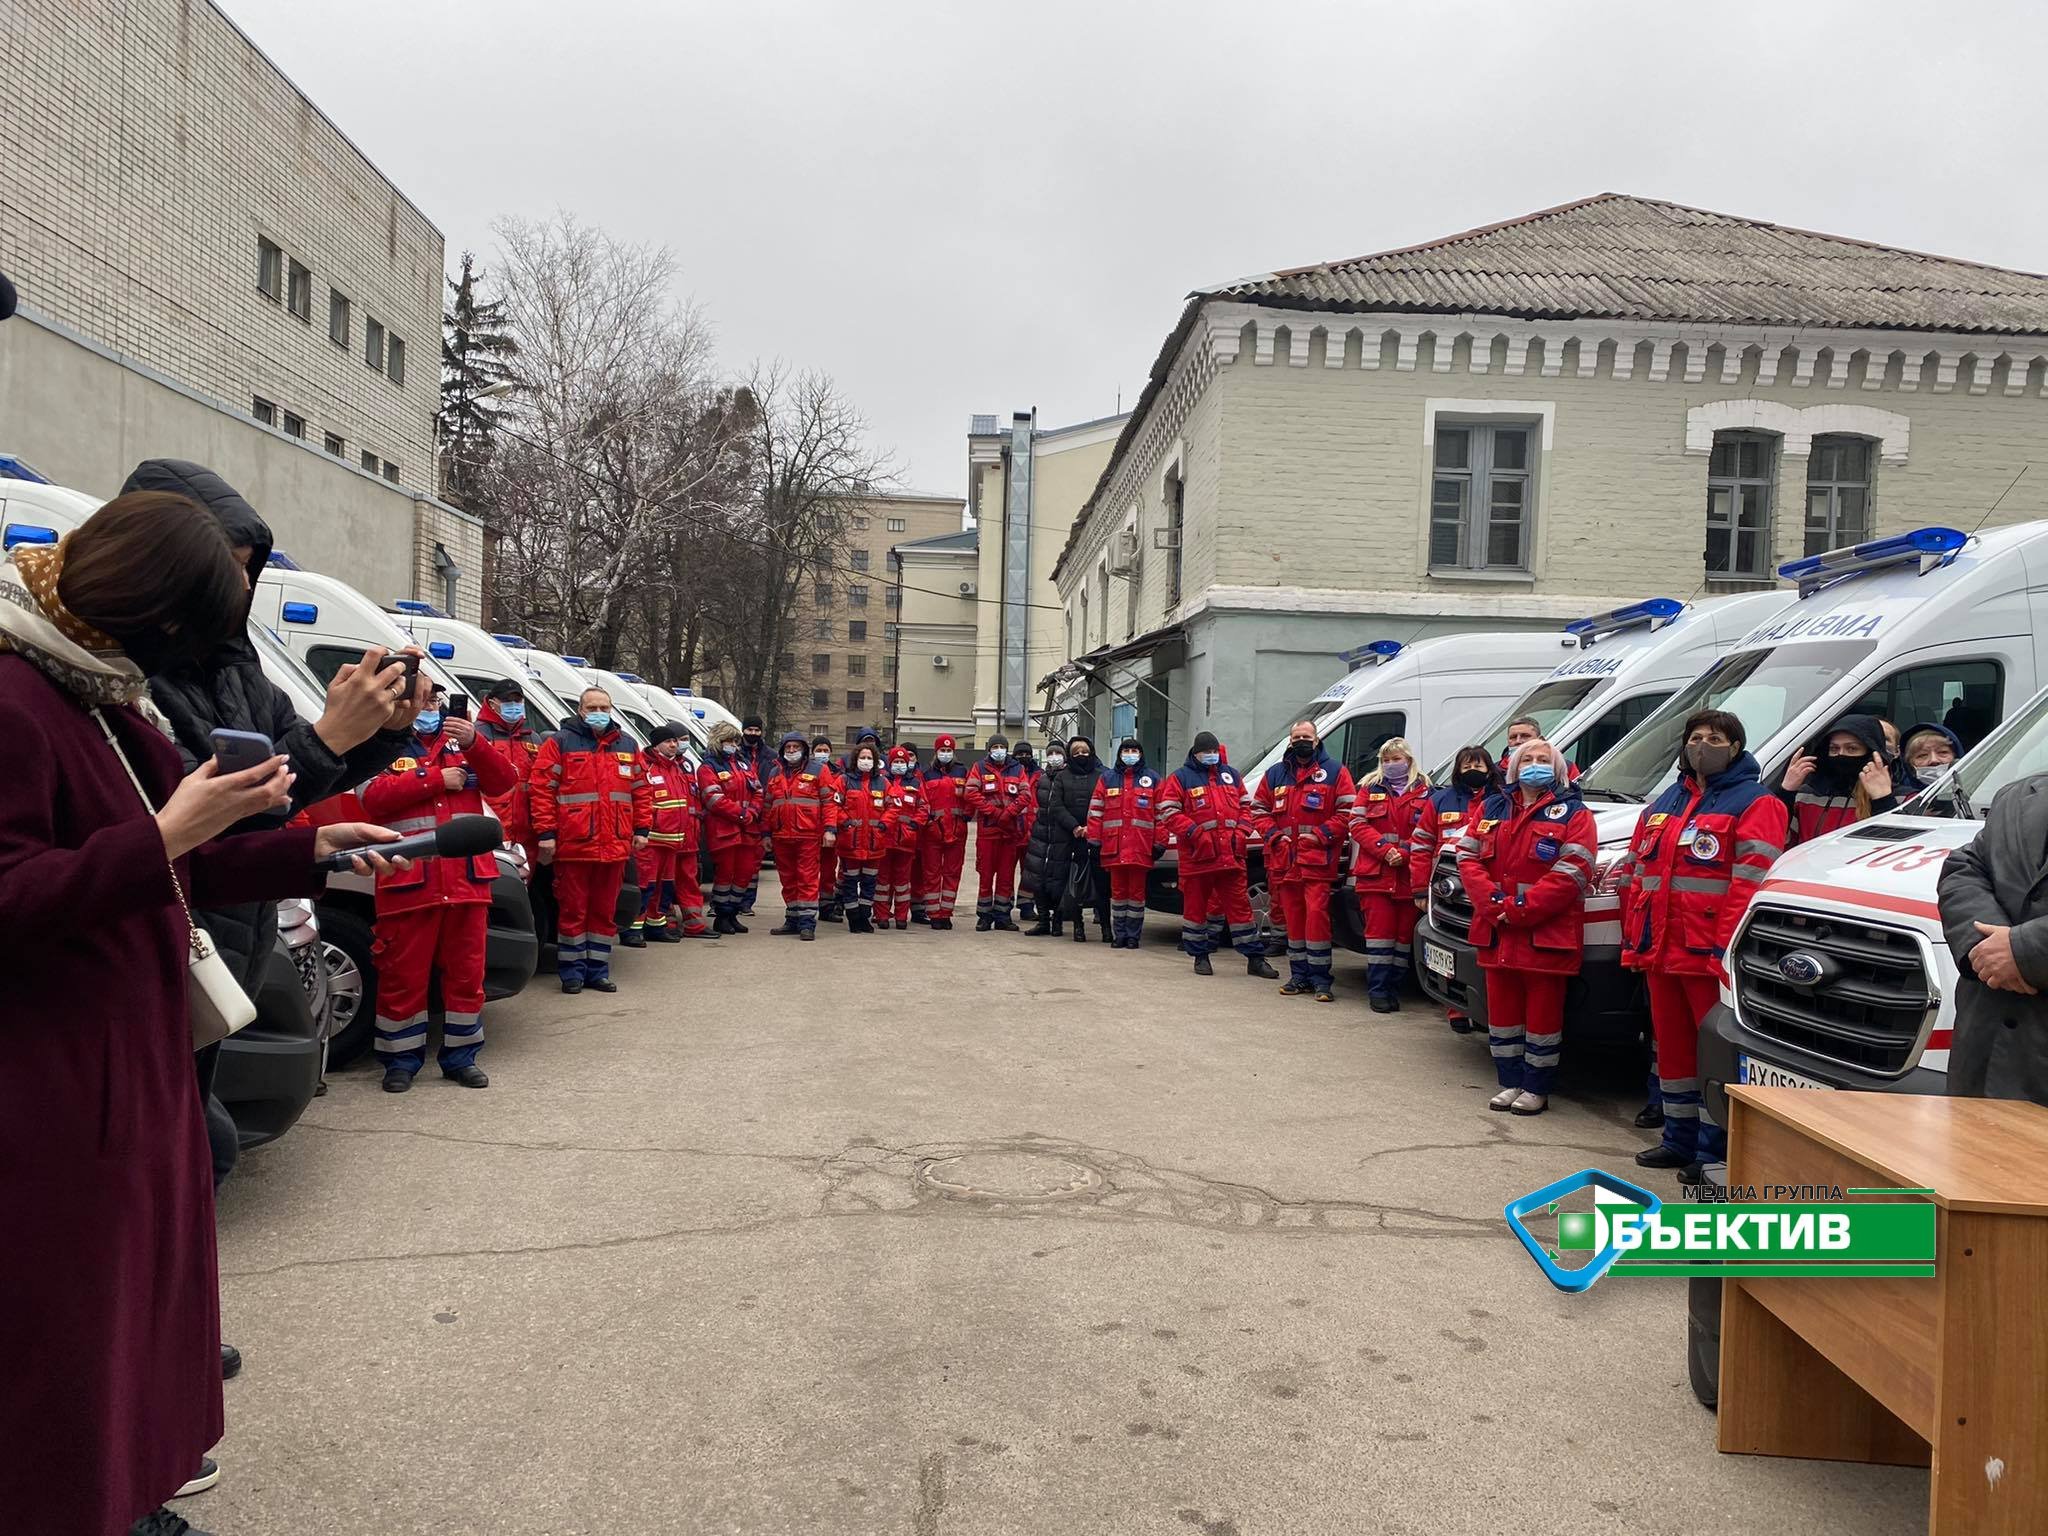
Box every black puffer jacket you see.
[122,459,411,988]
[1023,738,1098,901]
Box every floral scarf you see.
[0,538,153,709]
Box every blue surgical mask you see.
[721,741,740,756]
[498,702,525,725]
[1196,751,1220,767]
[583,710,611,731]
[813,748,832,763]
[1120,750,1141,767]
[989,748,1008,764]
[889,761,910,776]
[1518,762,1557,792]
[936,750,954,765]
[414,711,443,735]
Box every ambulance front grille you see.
[1731,904,1934,1076]
[1428,850,1473,943]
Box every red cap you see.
[888,744,917,764]
[934,734,956,751]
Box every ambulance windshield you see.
[1578,641,1878,802]
[1245,697,1351,782]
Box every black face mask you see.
[1069,751,1090,766]
[1288,740,1316,760]
[743,733,764,745]
[1818,751,1869,792]
[1455,768,1490,792]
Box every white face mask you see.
[784,749,805,765]
[1046,753,1066,770]
[889,761,910,776]
[936,750,953,765]
[856,755,876,773]
[989,748,1008,764]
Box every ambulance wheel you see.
[319,907,380,1069]
[1247,868,1271,940]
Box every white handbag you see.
[94,709,259,1049]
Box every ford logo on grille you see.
[1434,875,1460,902]
[1778,951,1828,987]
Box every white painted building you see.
[0,0,485,618]
[1051,194,2048,759]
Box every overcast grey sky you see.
[230,0,2048,500]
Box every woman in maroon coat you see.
[0,493,405,1536]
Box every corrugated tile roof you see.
[969,414,1001,436]
[1211,194,2048,334]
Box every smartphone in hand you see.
[446,694,472,720]
[209,728,278,776]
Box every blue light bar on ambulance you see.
[1778,527,1967,596]
[1338,639,1404,671]
[0,456,51,483]
[428,641,455,659]
[672,687,694,697]
[619,672,644,683]
[265,550,301,570]
[281,602,319,625]
[2,522,58,550]
[492,633,531,648]
[392,599,448,617]
[1563,597,1683,640]
[562,655,588,666]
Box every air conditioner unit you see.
[959,581,977,596]
[932,654,951,669]
[1105,527,1141,576]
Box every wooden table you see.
[1718,1086,2048,1533]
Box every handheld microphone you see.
[318,814,502,873]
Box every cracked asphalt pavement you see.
[209,880,1924,1535]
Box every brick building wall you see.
[1060,305,2048,640]
[790,493,964,740]
[0,0,441,486]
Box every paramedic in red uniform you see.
[1616,710,1786,1169]
[361,689,520,1091]
[1249,720,1357,1001]
[764,730,839,939]
[632,722,710,942]
[1349,736,1431,1013]
[811,733,846,922]
[1010,741,1041,921]
[967,734,1030,930]
[1086,736,1163,950]
[1411,746,1501,1032]
[1455,738,1598,1117]
[1158,731,1278,978]
[918,734,970,929]
[833,738,890,932]
[877,744,929,928]
[474,679,541,862]
[699,721,765,933]
[530,687,651,993]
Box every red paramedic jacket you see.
[696,752,763,852]
[1409,784,1488,875]
[966,758,1032,835]
[1248,749,1357,882]
[834,767,893,863]
[1086,761,1164,870]
[920,762,971,845]
[359,727,519,915]
[885,771,929,851]
[1455,786,1600,975]
[763,748,841,842]
[645,752,703,854]
[1616,753,1787,978]
[474,701,541,845]
[529,719,653,863]
[1157,751,1253,877]
[1348,778,1430,898]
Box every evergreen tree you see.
[438,251,518,502]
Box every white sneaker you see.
[173,1458,220,1498]
[1509,1091,1549,1116]
[1487,1086,1520,1112]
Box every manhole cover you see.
[917,1150,1104,1203]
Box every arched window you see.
[1706,431,1777,580]
[1804,436,1874,555]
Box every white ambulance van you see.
[251,563,469,701]
[382,604,574,729]
[1414,589,1797,1033]
[676,690,740,733]
[1149,631,1573,946]
[1697,674,2048,1113]
[1423,525,2035,1049]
